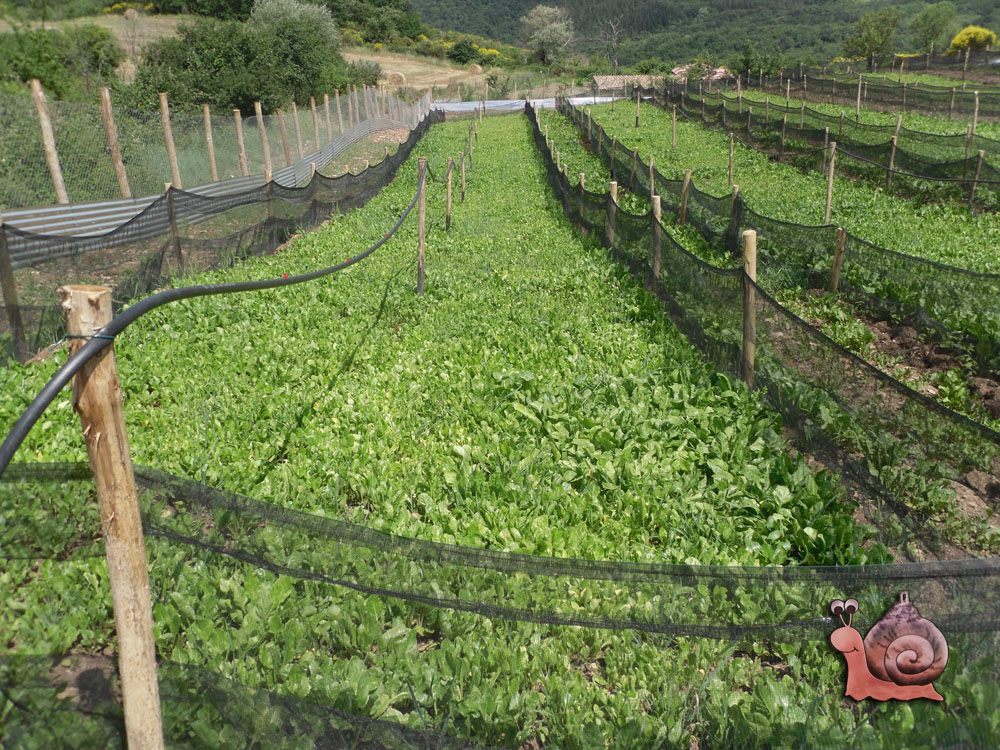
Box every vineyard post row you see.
[17,79,416,208]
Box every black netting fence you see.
[577,91,1000,378]
[0,108,444,365]
[648,85,1000,208]
[544,99,1000,555]
[705,59,1000,120]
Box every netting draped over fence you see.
[0,95,437,364]
[604,87,1000,378]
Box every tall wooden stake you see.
[335,89,344,133]
[672,105,677,147]
[651,194,662,284]
[970,149,985,205]
[323,93,333,142]
[607,181,618,247]
[635,92,640,127]
[291,102,304,159]
[740,229,757,389]
[886,135,897,190]
[0,213,27,362]
[233,110,249,177]
[276,109,293,167]
[164,184,183,273]
[310,97,321,152]
[159,93,182,190]
[417,157,426,296]
[60,284,164,750]
[830,226,847,292]
[461,151,466,202]
[253,102,273,178]
[202,104,218,183]
[649,156,655,198]
[29,79,68,204]
[679,168,692,226]
[728,133,735,187]
[99,87,131,199]
[445,156,453,232]
[824,141,837,224]
[578,173,585,229]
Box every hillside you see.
[412,0,1000,65]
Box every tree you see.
[596,17,623,73]
[948,25,998,52]
[844,8,902,68]
[520,5,573,64]
[909,2,955,52]
[447,39,479,65]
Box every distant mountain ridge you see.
[412,0,1000,65]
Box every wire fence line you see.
[0,94,435,364]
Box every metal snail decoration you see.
[829,592,947,702]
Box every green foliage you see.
[843,8,902,63]
[122,0,353,112]
[520,4,573,64]
[909,1,957,51]
[629,57,667,75]
[948,24,998,51]
[445,37,478,64]
[148,0,255,18]
[319,0,424,45]
[727,40,783,78]
[0,23,123,98]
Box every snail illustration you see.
[829,592,946,702]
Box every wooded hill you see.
[411,0,1000,65]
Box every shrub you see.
[446,39,479,65]
[948,25,998,52]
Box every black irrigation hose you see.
[0,166,428,479]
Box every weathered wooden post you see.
[970,149,985,205]
[765,96,770,123]
[651,194,662,285]
[830,226,847,292]
[202,104,219,183]
[446,156,453,232]
[264,168,275,247]
[635,92,640,127]
[460,151,466,202]
[291,102,304,159]
[629,148,638,191]
[159,93,182,190]
[335,89,344,133]
[728,133,735,187]
[417,157,426,296]
[607,181,618,247]
[253,102,273,178]
[799,100,805,128]
[729,183,741,253]
[0,213,27,362]
[276,109,293,167]
[825,142,837,224]
[679,168,692,226]
[886,135,898,190]
[233,110,249,177]
[578,173,586,229]
[310,97,321,152]
[780,114,787,156]
[822,127,830,172]
[740,229,757,389]
[323,93,333,142]
[61,284,165,750]
[29,79,68,204]
[99,87,131,199]
[649,155,655,199]
[672,104,677,147]
[164,183,183,273]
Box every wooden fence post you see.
[60,284,165,750]
[856,75,862,120]
[158,93,182,190]
[838,111,844,141]
[786,79,791,107]
[233,110,249,177]
[610,136,617,180]
[461,151,466,202]
[651,194,662,285]
[635,92,640,127]
[310,97,321,152]
[291,102,304,159]
[323,93,333,142]
[728,133,735,187]
[824,141,837,224]
[649,155,655,199]
[417,157,426,296]
[780,114,787,156]
[264,168,274,247]
[276,109,293,167]
[971,91,980,150]
[886,135,897,190]
[0,214,27,363]
[202,104,218,183]
[822,127,830,172]
[629,148,638,191]
[729,184,741,252]
[969,149,985,205]
[335,89,344,133]
[830,226,847,292]
[679,168,692,226]
[765,96,770,123]
[672,104,677,147]
[962,47,970,81]
[578,173,586,229]
[253,102,273,178]
[894,114,902,139]
[799,100,805,128]
[607,181,618,247]
[446,156,453,232]
[29,79,69,204]
[740,229,757,389]
[99,87,131,199]
[164,183,183,273]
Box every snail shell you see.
[863,591,947,686]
